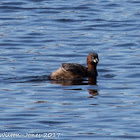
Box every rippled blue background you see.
[0,0,140,139]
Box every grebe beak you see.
[93,58,99,63]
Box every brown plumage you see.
[50,53,99,80]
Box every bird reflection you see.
[50,77,99,97]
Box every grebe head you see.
[87,53,99,66]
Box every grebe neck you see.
[87,64,97,76]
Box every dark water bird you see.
[50,53,99,80]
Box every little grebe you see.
[50,53,99,80]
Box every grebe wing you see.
[62,63,87,76]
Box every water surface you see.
[0,0,140,139]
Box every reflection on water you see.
[51,76,99,97]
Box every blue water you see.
[0,0,140,139]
